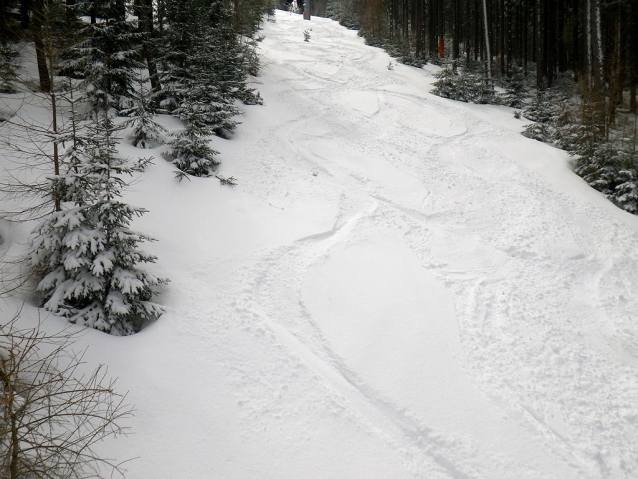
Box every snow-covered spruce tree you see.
[522,120,552,143]
[69,0,142,114]
[216,19,264,106]
[549,105,578,152]
[155,0,195,113]
[501,67,528,109]
[522,89,554,142]
[614,165,638,213]
[229,0,271,37]
[0,43,19,93]
[431,64,462,100]
[570,88,606,157]
[183,27,241,137]
[523,89,553,124]
[123,79,167,149]
[472,75,496,104]
[242,34,263,79]
[522,88,568,143]
[31,114,166,335]
[574,141,620,196]
[160,0,257,118]
[168,95,220,178]
[52,86,98,207]
[432,63,495,105]
[326,0,360,30]
[48,122,93,209]
[455,69,479,103]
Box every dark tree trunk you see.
[21,0,30,29]
[139,0,161,92]
[0,0,7,44]
[90,0,97,24]
[31,0,50,93]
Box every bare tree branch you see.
[1,308,135,479]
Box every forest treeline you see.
[326,0,638,214]
[326,0,638,98]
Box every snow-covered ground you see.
[3,10,638,478]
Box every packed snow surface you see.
[3,10,638,479]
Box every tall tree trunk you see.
[31,0,50,93]
[0,0,8,44]
[452,0,459,59]
[21,0,30,29]
[90,0,96,24]
[483,0,491,79]
[588,0,603,90]
[499,0,505,75]
[139,0,161,92]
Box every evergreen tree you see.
[0,43,19,93]
[571,90,607,157]
[522,88,569,144]
[501,67,528,109]
[574,141,620,196]
[31,115,166,335]
[159,0,262,114]
[472,76,495,105]
[431,63,494,105]
[431,65,461,100]
[123,80,167,149]
[326,0,360,30]
[614,167,638,213]
[70,0,143,114]
[156,0,198,112]
[169,95,220,177]
[209,7,263,106]
[522,121,553,143]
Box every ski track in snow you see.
[3,11,638,479]
[220,13,638,478]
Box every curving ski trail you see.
[8,10,637,479]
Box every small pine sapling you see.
[502,67,528,109]
[168,96,221,177]
[431,65,460,100]
[0,44,19,93]
[474,76,496,104]
[169,126,220,178]
[123,80,167,149]
[522,121,552,143]
[215,174,237,187]
[574,141,620,195]
[303,30,311,42]
[522,88,566,143]
[432,62,496,105]
[614,168,638,213]
[241,36,264,80]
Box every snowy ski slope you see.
[3,10,638,478]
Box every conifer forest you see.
[0,0,636,333]
[0,0,274,336]
[326,0,638,213]
[3,0,638,477]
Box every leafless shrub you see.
[0,307,134,478]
